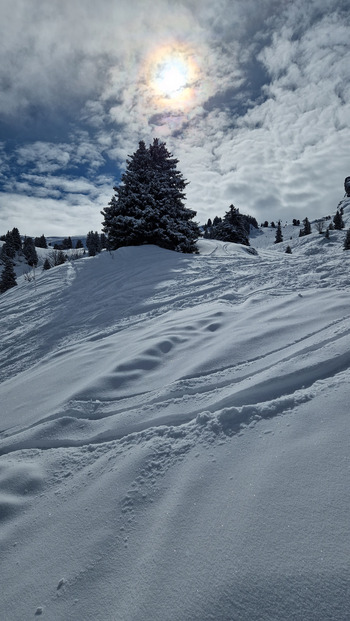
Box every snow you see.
[1,206,350,620]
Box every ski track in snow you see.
[1,214,350,620]
[1,234,350,455]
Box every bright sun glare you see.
[145,43,199,109]
[156,60,188,98]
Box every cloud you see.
[0,182,113,237]
[15,143,72,173]
[0,0,349,235]
[174,1,350,222]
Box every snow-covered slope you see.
[1,208,350,620]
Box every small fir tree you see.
[302,217,311,235]
[23,236,38,267]
[0,241,15,261]
[0,257,17,293]
[343,229,350,250]
[43,258,51,270]
[285,245,292,254]
[3,233,16,258]
[86,231,101,256]
[10,227,22,251]
[333,210,344,230]
[274,220,283,243]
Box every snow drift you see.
[1,214,350,620]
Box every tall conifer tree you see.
[101,139,200,253]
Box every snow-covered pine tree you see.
[22,236,38,267]
[10,227,22,252]
[2,228,21,256]
[333,210,344,230]
[54,250,66,265]
[299,217,311,236]
[205,205,250,245]
[34,234,47,249]
[343,229,350,250]
[86,231,101,256]
[0,241,15,261]
[101,139,200,253]
[0,257,17,293]
[2,234,16,259]
[274,220,283,243]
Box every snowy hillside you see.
[1,203,350,620]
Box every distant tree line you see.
[53,236,84,250]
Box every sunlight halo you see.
[145,43,199,109]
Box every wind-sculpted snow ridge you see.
[1,233,350,620]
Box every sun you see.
[155,59,188,98]
[145,43,199,109]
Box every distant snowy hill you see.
[1,202,350,620]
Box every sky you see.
[1,0,350,236]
